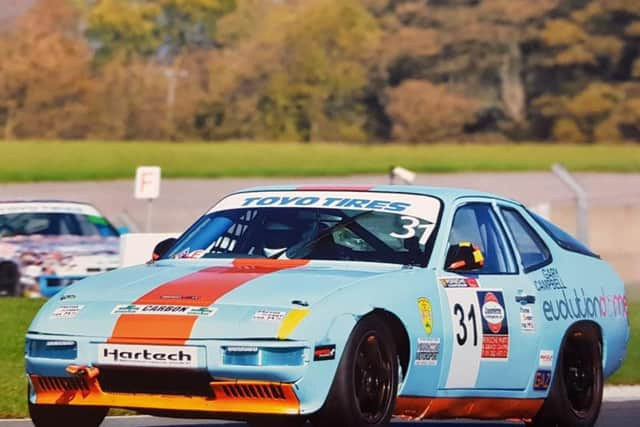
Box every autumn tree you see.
[368,0,559,140]
[0,0,93,139]
[385,80,478,142]
[530,0,640,142]
[196,0,381,141]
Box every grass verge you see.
[1,298,638,418]
[0,298,44,418]
[1,141,640,182]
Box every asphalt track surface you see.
[2,401,639,427]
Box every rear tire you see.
[529,325,603,427]
[312,315,398,427]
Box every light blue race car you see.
[25,186,629,427]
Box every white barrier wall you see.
[119,233,179,267]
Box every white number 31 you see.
[390,216,433,245]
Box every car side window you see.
[500,208,551,272]
[447,203,516,274]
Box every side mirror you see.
[446,242,484,271]
[152,238,177,261]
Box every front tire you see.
[29,398,108,427]
[529,325,603,427]
[313,315,398,427]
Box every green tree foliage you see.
[87,0,235,60]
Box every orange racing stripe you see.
[108,259,309,345]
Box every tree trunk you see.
[500,42,526,124]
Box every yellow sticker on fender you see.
[417,297,433,335]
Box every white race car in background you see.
[0,201,120,297]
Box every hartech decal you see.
[542,288,627,322]
[98,344,199,368]
[477,291,509,359]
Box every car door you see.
[436,200,540,391]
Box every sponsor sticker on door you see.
[520,306,536,332]
[417,297,433,335]
[98,344,199,368]
[539,350,554,367]
[477,291,509,360]
[415,338,440,366]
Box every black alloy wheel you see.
[354,332,395,423]
[528,325,603,427]
[564,334,598,417]
[313,315,398,427]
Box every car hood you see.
[31,258,405,340]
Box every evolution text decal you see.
[542,288,627,322]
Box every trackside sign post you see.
[134,166,161,232]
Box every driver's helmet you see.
[262,219,315,257]
[262,221,300,257]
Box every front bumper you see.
[25,334,320,416]
[29,371,300,415]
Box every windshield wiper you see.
[268,210,375,260]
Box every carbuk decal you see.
[108,259,308,345]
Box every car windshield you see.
[0,212,118,238]
[166,192,441,266]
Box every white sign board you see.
[119,233,178,267]
[134,166,161,199]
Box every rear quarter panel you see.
[532,248,629,378]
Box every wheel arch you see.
[558,320,603,372]
[369,309,410,380]
[562,321,602,349]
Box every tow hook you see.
[66,365,100,379]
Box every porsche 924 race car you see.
[0,201,120,298]
[25,186,628,427]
